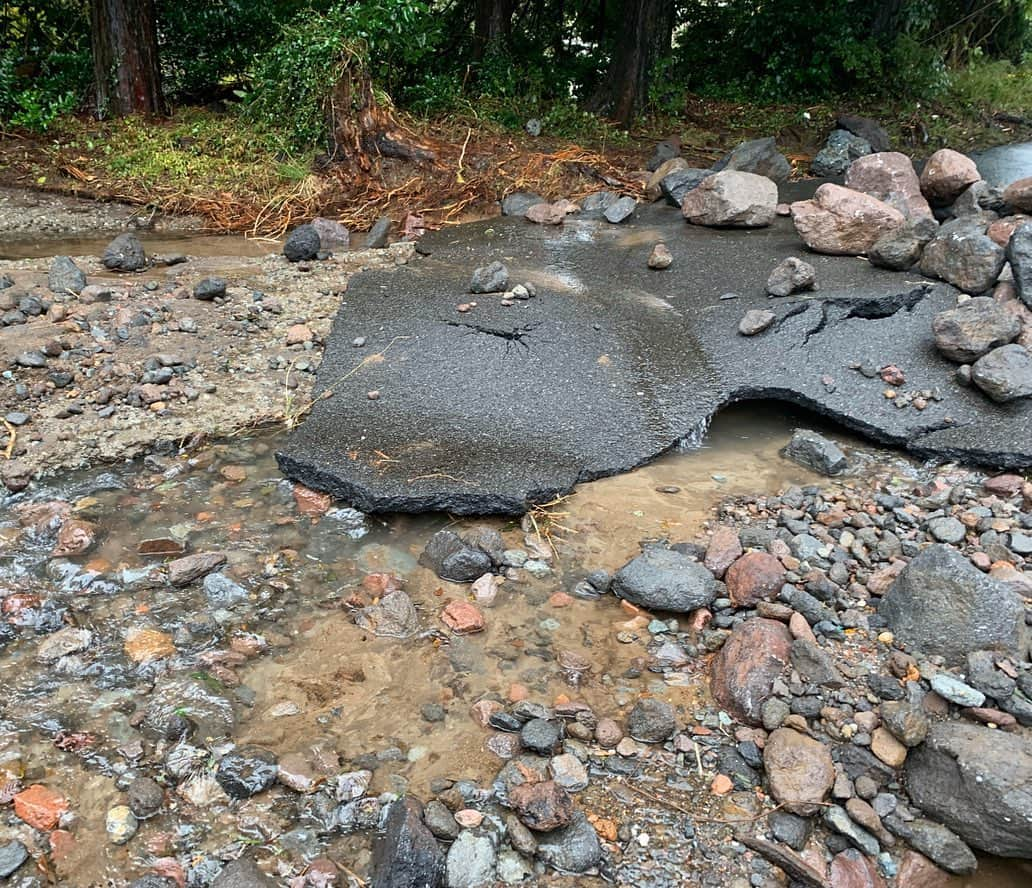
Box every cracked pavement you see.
[277,195,1032,514]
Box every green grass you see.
[47,106,308,195]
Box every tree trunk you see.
[473,0,514,60]
[328,65,435,169]
[90,0,164,117]
[588,0,674,126]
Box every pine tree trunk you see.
[90,0,164,117]
[589,0,674,126]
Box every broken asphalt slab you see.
[277,196,1032,514]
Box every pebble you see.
[106,805,138,844]
[0,841,28,879]
[930,674,986,707]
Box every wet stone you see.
[627,697,676,742]
[0,841,28,878]
[127,775,164,818]
[424,799,461,841]
[203,572,249,607]
[928,674,985,708]
[603,196,637,224]
[519,718,561,755]
[284,224,321,262]
[168,551,227,587]
[508,780,573,831]
[372,797,443,888]
[533,811,601,873]
[782,429,847,476]
[739,309,775,336]
[768,810,811,851]
[103,232,146,271]
[106,805,138,844]
[612,546,717,612]
[470,261,509,294]
[193,277,227,301]
[215,746,278,799]
[212,858,277,887]
[549,753,588,791]
[446,831,495,888]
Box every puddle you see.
[971,141,1032,188]
[0,233,274,262]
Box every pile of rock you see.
[595,463,1032,882]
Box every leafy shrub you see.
[246,0,441,149]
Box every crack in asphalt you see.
[443,320,542,354]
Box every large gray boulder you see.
[102,232,147,271]
[920,222,1006,294]
[868,216,939,271]
[811,129,871,178]
[713,137,791,183]
[612,546,717,612]
[878,544,1028,664]
[971,343,1032,402]
[837,114,890,152]
[681,171,777,228]
[931,296,1021,363]
[906,722,1032,858]
[660,168,711,207]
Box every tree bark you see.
[90,0,164,117]
[588,0,674,126]
[473,0,514,60]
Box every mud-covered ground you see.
[0,190,416,489]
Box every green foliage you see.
[245,0,441,150]
[672,0,1029,103]
[157,0,310,100]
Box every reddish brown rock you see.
[51,519,96,557]
[791,183,905,255]
[830,848,886,888]
[285,324,313,345]
[961,706,1017,728]
[293,483,333,517]
[14,784,69,830]
[704,526,742,579]
[844,152,931,218]
[988,215,1031,248]
[1002,175,1032,213]
[15,500,71,532]
[725,551,785,607]
[871,726,907,767]
[763,727,835,815]
[920,149,980,206]
[983,473,1024,497]
[508,780,574,831]
[167,551,227,587]
[441,600,485,634]
[710,617,792,725]
[896,851,950,888]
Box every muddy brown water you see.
[1,226,1028,884]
